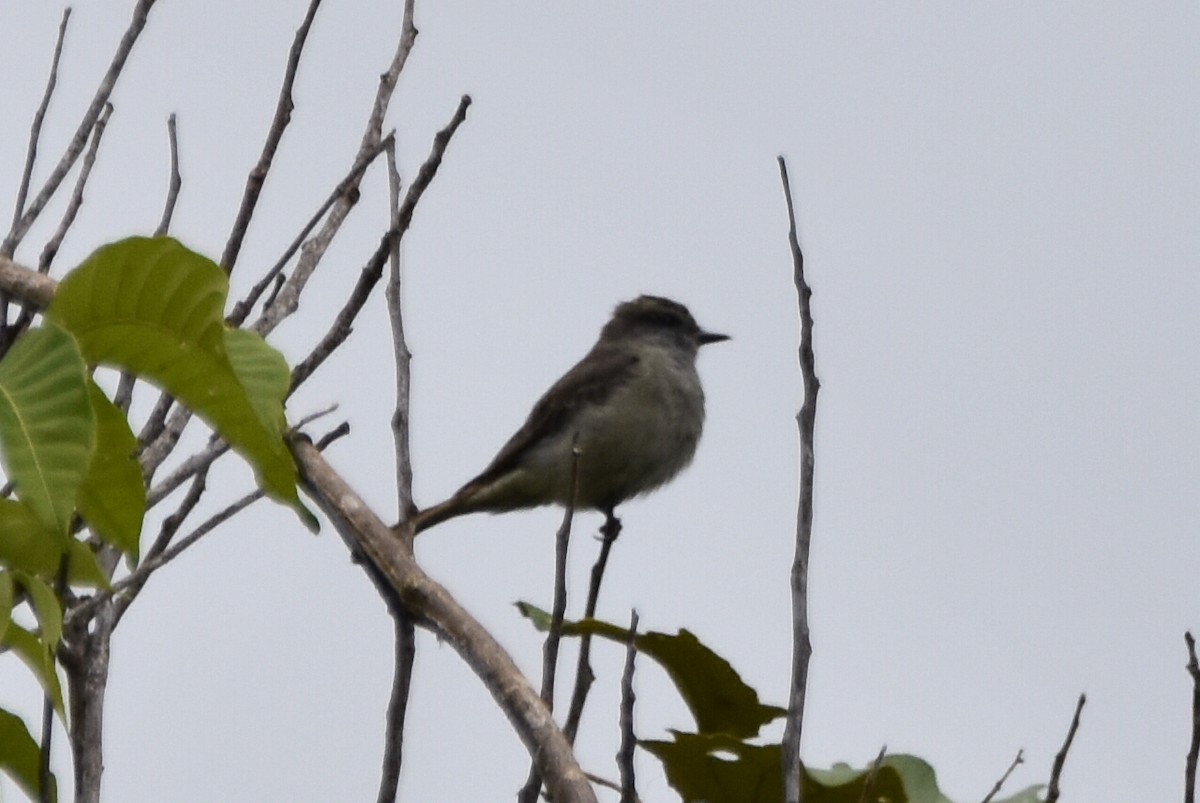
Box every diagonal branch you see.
[220,0,325,274]
[287,95,471,393]
[252,6,424,338]
[10,7,72,241]
[3,0,159,257]
[291,437,598,803]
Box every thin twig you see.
[39,103,114,272]
[154,113,182,237]
[518,441,582,803]
[288,96,471,393]
[10,102,113,339]
[10,101,114,338]
[251,2,424,338]
[1044,693,1085,803]
[857,745,886,803]
[119,113,182,418]
[563,512,622,744]
[385,139,415,522]
[617,609,640,803]
[376,47,418,796]
[980,749,1024,803]
[111,488,264,627]
[145,463,209,562]
[778,155,819,803]
[376,605,415,803]
[145,435,228,508]
[3,0,160,256]
[10,7,71,242]
[220,0,325,274]
[227,134,392,328]
[1185,632,1200,803]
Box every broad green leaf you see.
[516,603,785,738]
[15,573,62,647]
[225,329,288,438]
[0,707,56,802]
[0,499,105,586]
[0,570,11,644]
[2,623,64,719]
[48,237,306,523]
[225,329,317,531]
[0,497,66,577]
[77,380,144,562]
[0,323,94,535]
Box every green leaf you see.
[2,623,64,719]
[516,603,785,738]
[0,707,56,802]
[66,540,110,589]
[77,380,144,562]
[0,323,94,535]
[642,735,915,803]
[0,497,66,577]
[225,329,317,531]
[15,573,62,647]
[48,236,307,523]
[0,570,12,644]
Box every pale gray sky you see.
[1,2,1198,802]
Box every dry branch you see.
[292,437,598,803]
[778,154,819,803]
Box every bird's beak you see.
[697,330,730,346]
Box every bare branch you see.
[146,462,209,562]
[291,437,597,803]
[563,512,622,744]
[38,102,114,272]
[385,138,415,521]
[251,7,426,338]
[227,133,391,328]
[10,102,113,337]
[153,113,182,237]
[1186,632,1200,803]
[145,435,228,508]
[778,154,819,803]
[3,0,160,256]
[288,96,471,393]
[377,67,418,800]
[10,7,71,240]
[0,255,57,309]
[1044,693,1085,803]
[220,0,325,274]
[376,605,415,803]
[519,441,582,803]
[617,609,639,803]
[980,748,1024,803]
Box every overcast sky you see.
[2,2,1199,802]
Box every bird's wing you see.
[465,344,640,489]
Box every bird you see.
[411,295,728,533]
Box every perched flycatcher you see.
[412,295,728,533]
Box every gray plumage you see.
[413,295,727,533]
